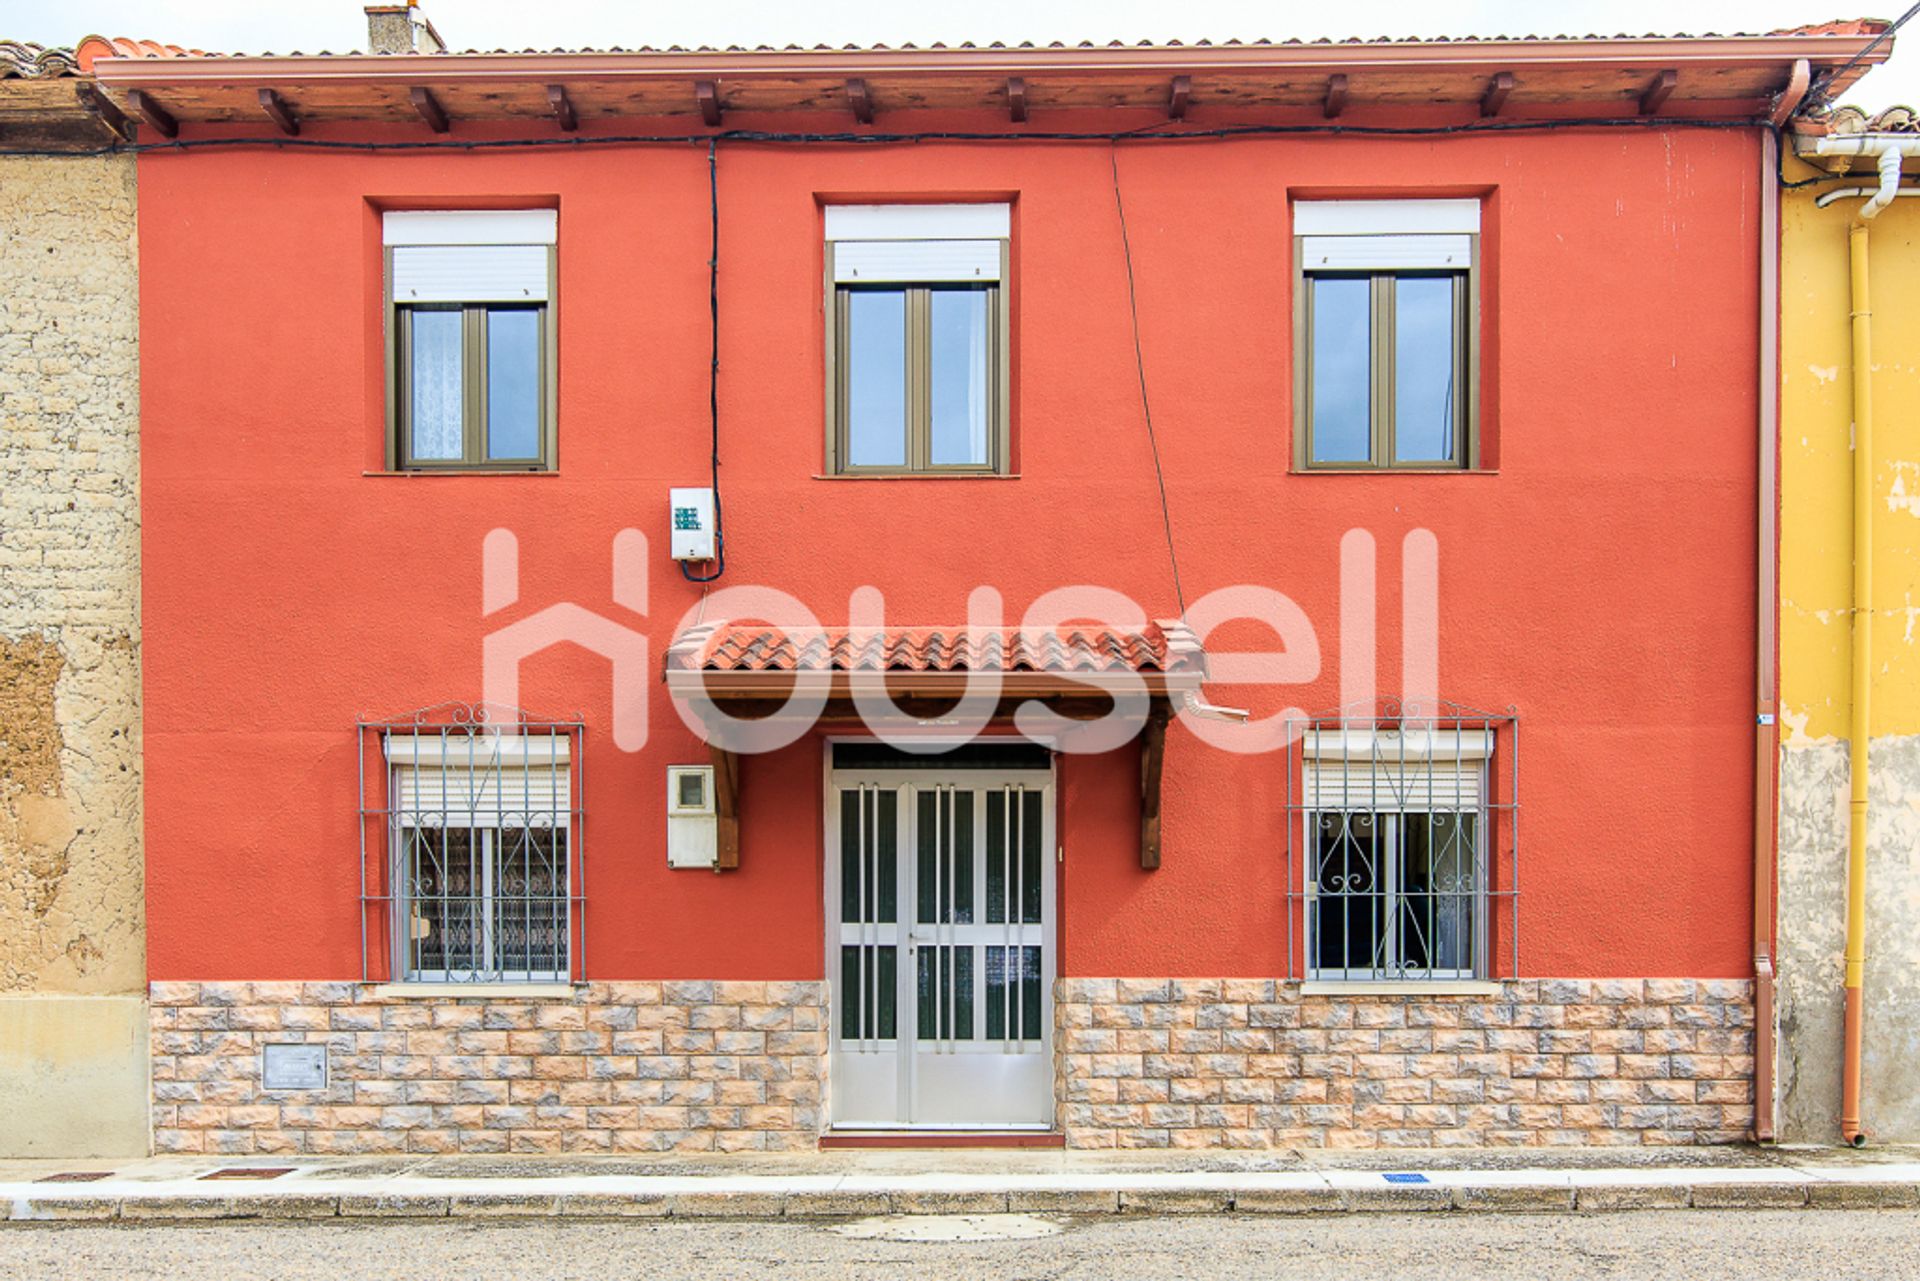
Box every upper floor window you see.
[824,204,1010,475]
[1293,199,1479,470]
[384,210,557,471]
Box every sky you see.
[5,0,1915,107]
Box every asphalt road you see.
[3,1210,1917,1280]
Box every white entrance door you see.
[826,766,1055,1129]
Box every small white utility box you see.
[670,488,716,561]
[666,765,718,868]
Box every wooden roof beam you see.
[546,84,576,131]
[846,77,873,123]
[1480,70,1515,117]
[125,89,178,139]
[410,86,449,133]
[1639,68,1677,115]
[1007,76,1028,123]
[258,88,299,135]
[1168,74,1191,120]
[74,82,134,142]
[696,80,722,127]
[1323,72,1348,119]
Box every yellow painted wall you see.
[1780,184,1920,745]
[1778,159,1920,1143]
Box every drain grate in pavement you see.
[199,1168,296,1181]
[37,1172,113,1183]
[830,1215,1065,1243]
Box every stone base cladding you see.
[1057,979,1755,1149]
[150,981,824,1155]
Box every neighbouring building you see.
[1777,102,1920,1145]
[0,41,146,1156]
[79,12,1892,1155]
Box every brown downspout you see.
[1752,125,1785,1144]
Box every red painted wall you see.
[139,109,1760,981]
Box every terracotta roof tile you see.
[72,25,1893,62]
[1816,102,1920,134]
[669,620,1204,678]
[0,41,82,78]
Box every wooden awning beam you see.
[1007,76,1028,122]
[709,744,740,871]
[1140,698,1170,869]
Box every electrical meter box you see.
[666,765,718,868]
[670,488,716,561]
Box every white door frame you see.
[823,745,1057,1131]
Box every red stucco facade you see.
[141,120,1759,983]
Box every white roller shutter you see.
[1299,233,1471,271]
[391,244,550,302]
[1302,728,1490,812]
[385,731,571,827]
[385,209,555,303]
[832,239,1001,283]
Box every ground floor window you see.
[359,706,583,984]
[1287,701,1517,982]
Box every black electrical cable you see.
[680,136,726,583]
[1807,2,1920,107]
[1108,141,1186,619]
[0,113,1782,161]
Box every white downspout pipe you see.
[1811,136,1906,218]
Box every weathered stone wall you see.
[0,151,145,1156]
[151,981,825,1155]
[1057,979,1755,1149]
[1778,735,1920,1143]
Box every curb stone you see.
[1573,1184,1693,1212]
[1452,1185,1576,1213]
[1231,1187,1346,1214]
[1689,1183,1811,1210]
[337,1194,449,1217]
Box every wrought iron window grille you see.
[358,702,586,984]
[1284,698,1519,983]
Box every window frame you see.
[823,239,1012,477]
[1292,233,1481,472]
[383,244,559,472]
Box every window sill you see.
[812,472,1021,481]
[1297,980,1503,997]
[1291,467,1498,476]
[364,470,560,478]
[368,982,578,1000]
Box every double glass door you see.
[827,768,1055,1129]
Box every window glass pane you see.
[916,788,974,925]
[841,944,898,1040]
[929,288,990,465]
[916,946,974,1041]
[1393,276,1459,462]
[494,826,567,979]
[840,788,897,925]
[1399,812,1477,976]
[1309,276,1372,463]
[408,308,464,461]
[1312,811,1384,978]
[486,308,541,461]
[845,288,907,467]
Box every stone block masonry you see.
[1057,979,1754,1149]
[150,982,826,1155]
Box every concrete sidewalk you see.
[4,1147,1918,1222]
